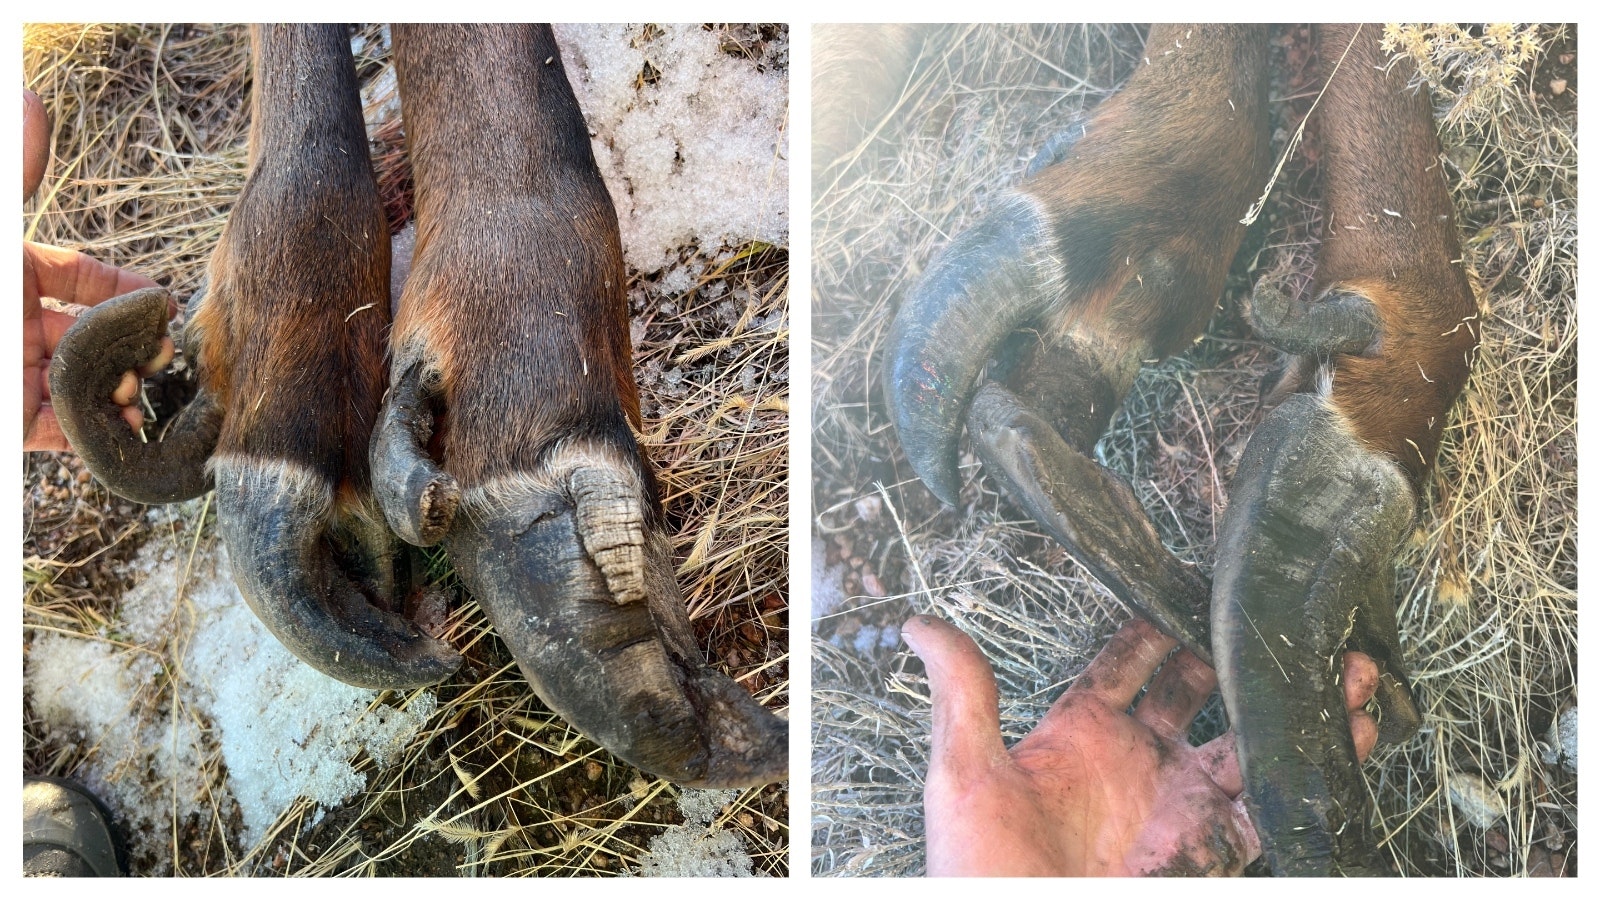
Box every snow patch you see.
[25,533,438,861]
[555,24,788,274]
[634,788,762,877]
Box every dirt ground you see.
[811,23,1575,878]
[23,23,788,877]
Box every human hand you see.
[902,615,1380,876]
[23,89,171,452]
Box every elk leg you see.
[379,23,786,788]
[886,25,1269,508]
[1218,22,1477,876]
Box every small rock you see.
[1447,771,1506,829]
[1550,78,1568,95]
[1540,704,1577,774]
[853,495,882,522]
[860,571,884,596]
[1526,845,1567,877]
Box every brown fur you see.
[1313,24,1479,486]
[389,24,639,491]
[187,24,391,501]
[1022,24,1271,358]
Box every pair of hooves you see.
[884,217,1421,874]
[48,287,788,789]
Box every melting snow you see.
[26,526,437,860]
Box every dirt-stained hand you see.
[903,615,1380,876]
[24,88,170,452]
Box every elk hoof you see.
[967,382,1212,662]
[214,456,462,689]
[886,196,1056,505]
[48,286,221,504]
[447,443,787,788]
[1247,281,1382,357]
[372,360,460,547]
[1213,392,1420,876]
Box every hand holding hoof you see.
[906,615,1380,877]
[1213,393,1420,876]
[445,447,787,788]
[45,286,220,501]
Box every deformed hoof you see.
[967,382,1211,662]
[1247,281,1381,358]
[448,449,787,788]
[1214,393,1420,876]
[886,196,1055,506]
[215,456,462,690]
[372,360,460,547]
[48,286,221,504]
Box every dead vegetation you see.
[811,23,1574,877]
[23,22,788,876]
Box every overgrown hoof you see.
[48,287,220,503]
[967,382,1211,662]
[447,446,787,787]
[215,456,462,690]
[1214,393,1419,876]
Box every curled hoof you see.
[215,456,462,689]
[885,197,1055,505]
[1213,393,1419,876]
[48,286,221,503]
[448,445,787,787]
[1247,281,1381,358]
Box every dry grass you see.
[23,22,788,876]
[811,23,1574,877]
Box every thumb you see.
[25,89,49,201]
[902,615,1007,777]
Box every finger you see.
[111,370,140,406]
[38,305,82,352]
[1343,651,1381,763]
[1197,650,1384,795]
[1195,730,1243,797]
[112,370,148,432]
[24,241,159,309]
[1071,617,1177,709]
[1342,651,1380,709]
[25,89,49,200]
[138,337,176,376]
[901,615,1008,776]
[24,406,70,452]
[1132,648,1217,741]
[1230,797,1264,869]
[121,403,145,433]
